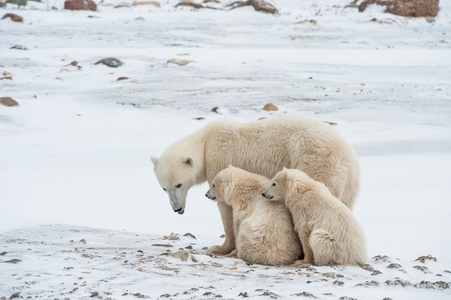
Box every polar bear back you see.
[203,116,360,208]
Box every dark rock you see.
[0,97,19,107]
[10,45,28,50]
[359,0,439,17]
[2,13,23,22]
[95,57,123,68]
[64,0,97,11]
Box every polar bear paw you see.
[206,244,235,255]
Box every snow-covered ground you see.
[1,0,450,299]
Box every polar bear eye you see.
[162,187,167,192]
[176,183,182,188]
[212,184,215,187]
[272,183,276,187]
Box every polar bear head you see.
[262,168,314,202]
[151,154,198,215]
[262,167,290,202]
[206,166,269,207]
[205,166,235,206]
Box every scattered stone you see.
[132,1,161,7]
[167,58,194,66]
[1,72,13,80]
[415,254,437,263]
[132,292,149,298]
[211,107,219,113]
[229,0,278,14]
[152,243,173,247]
[385,278,412,287]
[324,121,337,126]
[358,0,439,17]
[79,238,87,244]
[413,265,431,273]
[333,280,344,286]
[191,255,198,263]
[2,13,23,22]
[90,291,99,297]
[164,232,180,240]
[175,2,204,9]
[296,19,317,25]
[322,272,344,279]
[255,289,279,299]
[291,291,316,298]
[64,0,97,11]
[0,252,6,256]
[371,270,382,276]
[0,97,19,107]
[387,263,403,269]
[356,280,380,287]
[95,57,123,68]
[238,292,249,297]
[373,255,390,263]
[160,294,171,298]
[414,280,449,290]
[360,264,374,272]
[9,45,28,50]
[262,103,278,111]
[339,297,357,300]
[183,232,196,239]
[169,250,189,261]
[3,259,21,264]
[9,293,20,299]
[211,262,223,267]
[193,117,205,121]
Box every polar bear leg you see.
[309,229,336,266]
[206,201,235,255]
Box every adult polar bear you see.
[151,116,359,255]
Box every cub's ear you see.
[183,156,193,166]
[151,156,159,167]
[285,170,295,183]
[282,167,288,171]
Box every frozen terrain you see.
[1,0,451,299]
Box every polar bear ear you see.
[151,156,159,167]
[183,156,193,166]
[282,167,288,171]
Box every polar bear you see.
[262,168,367,266]
[151,116,360,255]
[205,166,301,266]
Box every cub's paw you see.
[206,244,234,255]
[291,259,312,268]
[225,249,237,258]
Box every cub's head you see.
[205,166,235,206]
[151,154,197,215]
[262,167,292,202]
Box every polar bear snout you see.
[205,193,216,200]
[174,207,185,215]
[262,191,273,200]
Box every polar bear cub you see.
[205,166,301,266]
[262,168,367,266]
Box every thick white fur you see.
[205,166,301,266]
[263,168,367,266]
[151,116,360,255]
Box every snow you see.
[1,0,451,299]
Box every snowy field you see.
[1,0,451,299]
